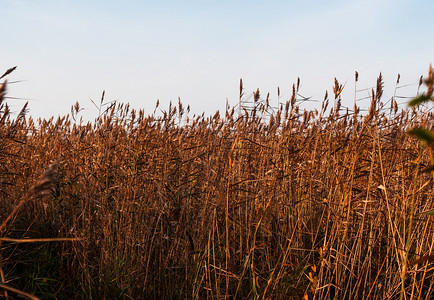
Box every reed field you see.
[1,66,434,299]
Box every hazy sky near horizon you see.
[2,0,433,120]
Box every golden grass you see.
[1,67,434,299]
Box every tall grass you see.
[1,67,434,299]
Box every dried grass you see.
[1,67,434,299]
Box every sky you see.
[1,0,433,121]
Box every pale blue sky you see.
[2,0,433,120]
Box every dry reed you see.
[1,67,434,299]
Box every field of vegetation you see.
[1,66,434,299]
